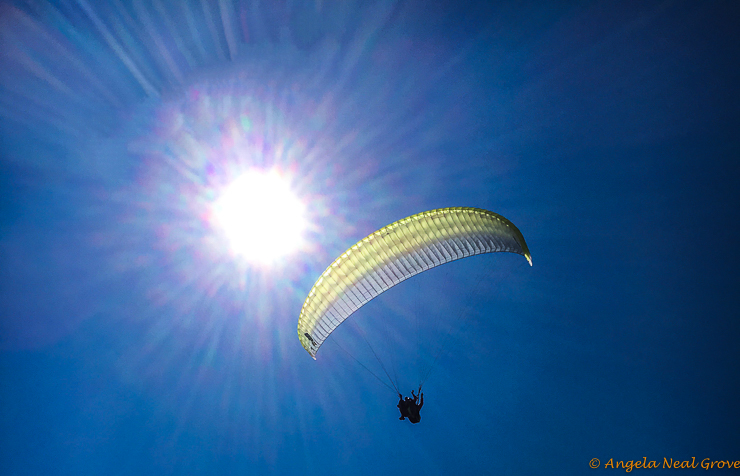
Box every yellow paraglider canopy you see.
[298,207,531,358]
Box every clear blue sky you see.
[1,1,738,474]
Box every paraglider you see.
[398,390,424,423]
[297,207,531,420]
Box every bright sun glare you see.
[213,170,307,264]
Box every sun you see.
[212,169,307,264]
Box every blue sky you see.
[1,0,738,474]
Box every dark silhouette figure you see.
[397,390,424,423]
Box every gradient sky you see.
[1,1,738,474]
